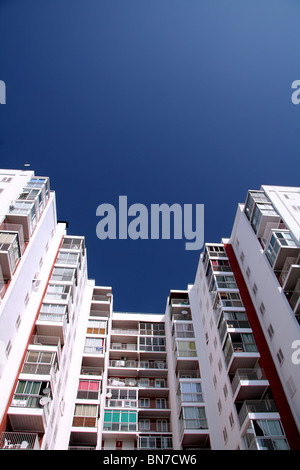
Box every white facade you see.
[229,186,300,437]
[0,172,299,450]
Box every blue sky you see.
[0,0,300,313]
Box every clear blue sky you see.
[0,0,299,313]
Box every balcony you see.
[223,331,259,372]
[174,341,197,369]
[285,278,300,315]
[243,417,290,450]
[179,406,209,448]
[6,201,37,242]
[278,255,300,289]
[35,310,68,345]
[0,432,40,450]
[218,311,251,344]
[244,191,281,238]
[238,399,279,429]
[0,224,25,281]
[108,360,168,376]
[61,236,85,255]
[265,229,300,271]
[231,368,269,401]
[77,379,101,401]
[169,295,191,321]
[8,387,51,433]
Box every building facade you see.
[0,170,299,450]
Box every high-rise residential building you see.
[0,170,299,451]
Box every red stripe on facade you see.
[225,243,300,450]
[0,235,64,435]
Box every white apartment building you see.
[0,171,299,450]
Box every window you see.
[253,283,258,296]
[39,303,67,321]
[180,382,203,402]
[45,284,71,301]
[139,419,150,431]
[176,341,197,357]
[103,410,137,431]
[286,376,296,398]
[139,322,165,336]
[217,399,222,414]
[15,315,21,330]
[56,252,79,266]
[13,380,50,408]
[51,267,76,282]
[87,320,106,335]
[215,275,238,289]
[140,398,150,408]
[265,231,297,266]
[229,412,235,428]
[267,324,274,339]
[181,407,207,430]
[139,336,166,351]
[174,322,194,338]
[84,337,104,354]
[213,374,217,388]
[73,404,99,427]
[77,380,100,400]
[277,348,285,365]
[155,379,165,388]
[156,419,168,432]
[218,292,243,308]
[246,266,251,278]
[5,340,12,358]
[223,427,228,443]
[259,302,265,316]
[156,398,166,409]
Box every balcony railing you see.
[224,341,258,368]
[92,294,110,302]
[138,422,170,432]
[106,399,138,408]
[180,418,208,432]
[111,329,139,335]
[238,400,278,427]
[246,436,289,451]
[171,313,192,321]
[11,394,47,409]
[231,368,267,395]
[0,432,40,450]
[111,343,137,351]
[139,436,172,449]
[218,317,251,343]
[108,360,167,369]
[177,370,201,379]
[80,366,103,377]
